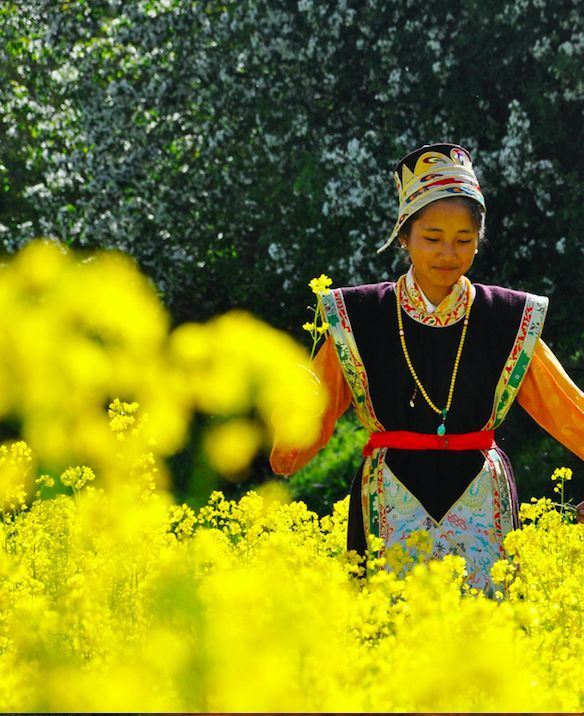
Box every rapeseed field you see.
[0,242,582,712]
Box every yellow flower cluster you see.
[59,465,96,491]
[0,241,173,475]
[489,488,584,701]
[308,273,333,295]
[0,441,33,514]
[551,466,573,482]
[0,475,582,713]
[0,241,325,479]
[302,320,329,334]
[303,273,333,361]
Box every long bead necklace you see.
[396,274,472,436]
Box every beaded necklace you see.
[396,274,472,436]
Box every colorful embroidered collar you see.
[400,266,476,327]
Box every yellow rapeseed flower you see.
[0,240,327,484]
[1,473,584,712]
[308,273,333,295]
[60,466,96,491]
[0,441,34,512]
[304,275,334,360]
[204,419,263,478]
[551,467,572,481]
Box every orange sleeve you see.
[270,335,352,475]
[517,338,584,460]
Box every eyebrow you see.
[423,226,473,234]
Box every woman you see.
[271,143,583,591]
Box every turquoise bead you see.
[437,423,446,436]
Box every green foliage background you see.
[0,0,582,509]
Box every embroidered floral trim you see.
[365,447,515,592]
[399,267,476,328]
[485,293,548,429]
[319,289,384,435]
[361,446,388,547]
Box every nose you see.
[438,242,457,258]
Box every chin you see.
[434,274,461,286]
[433,269,463,280]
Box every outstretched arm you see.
[270,335,352,475]
[517,338,584,460]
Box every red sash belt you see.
[362,430,496,456]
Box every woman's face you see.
[402,198,479,306]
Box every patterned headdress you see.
[377,143,485,253]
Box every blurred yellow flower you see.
[256,480,292,508]
[0,240,326,482]
[108,399,141,437]
[0,441,33,513]
[204,419,263,478]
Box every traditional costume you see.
[271,144,583,592]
